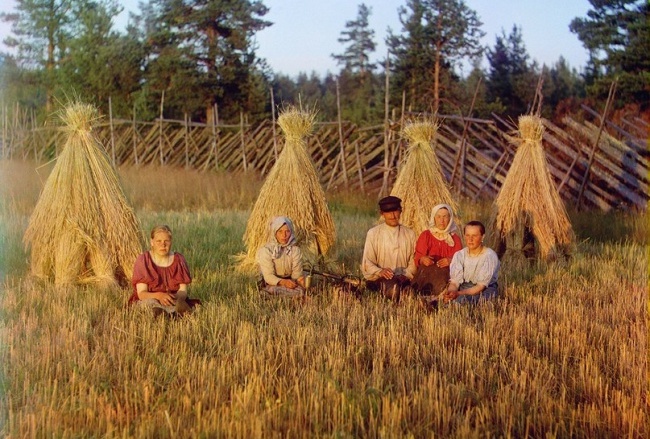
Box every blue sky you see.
[1,0,592,77]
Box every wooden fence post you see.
[184,113,189,169]
[214,103,220,169]
[240,111,247,172]
[397,90,406,164]
[576,81,617,210]
[1,102,6,159]
[109,96,116,166]
[270,87,278,161]
[380,52,390,198]
[31,107,37,161]
[450,77,481,194]
[158,90,165,166]
[132,102,139,166]
[473,149,509,201]
[335,78,348,187]
[354,139,365,192]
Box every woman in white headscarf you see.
[256,216,306,297]
[412,204,462,296]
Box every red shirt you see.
[414,230,462,266]
[128,251,191,304]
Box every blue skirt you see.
[455,282,498,304]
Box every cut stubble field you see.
[0,160,647,438]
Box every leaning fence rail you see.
[1,106,647,211]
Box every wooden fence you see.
[1,107,647,211]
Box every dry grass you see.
[490,115,575,265]
[239,107,336,272]
[120,165,264,212]
[23,102,143,287]
[391,119,458,235]
[0,160,647,438]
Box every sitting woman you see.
[443,220,500,305]
[256,216,306,297]
[129,225,200,315]
[412,204,463,296]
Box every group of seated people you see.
[129,196,500,316]
[361,196,499,305]
[256,195,500,306]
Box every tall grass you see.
[0,159,647,438]
[121,165,265,212]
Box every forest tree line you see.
[0,0,647,126]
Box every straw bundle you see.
[238,107,336,272]
[24,102,143,288]
[490,115,574,264]
[390,119,458,235]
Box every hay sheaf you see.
[238,107,336,273]
[490,115,574,261]
[390,119,458,235]
[24,102,143,287]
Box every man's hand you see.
[279,279,298,289]
[378,268,394,279]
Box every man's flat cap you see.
[378,195,402,212]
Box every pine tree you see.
[570,0,649,107]
[486,25,536,118]
[331,3,382,124]
[1,0,74,112]
[387,0,484,115]
[331,3,376,77]
[542,57,585,119]
[58,1,134,110]
[153,0,272,122]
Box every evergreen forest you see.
[0,0,648,125]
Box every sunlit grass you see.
[0,159,647,437]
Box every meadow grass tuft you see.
[0,159,647,437]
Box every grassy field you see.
[0,159,647,438]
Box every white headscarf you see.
[428,204,458,247]
[268,216,297,259]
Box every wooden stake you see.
[1,102,6,159]
[530,75,545,116]
[132,102,139,166]
[214,102,220,168]
[557,149,581,194]
[158,90,165,166]
[335,78,348,187]
[184,112,189,169]
[326,152,341,190]
[240,111,247,171]
[380,52,390,198]
[31,108,37,161]
[270,87,278,161]
[108,96,116,166]
[354,138,365,192]
[204,103,218,171]
[398,89,406,164]
[473,149,509,201]
[450,77,482,194]
[576,80,617,210]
